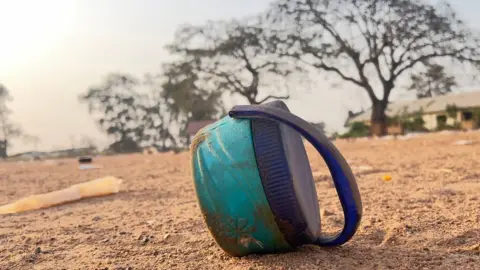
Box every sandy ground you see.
[1,131,479,270]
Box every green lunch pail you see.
[190,100,362,257]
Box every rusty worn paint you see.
[189,132,208,157]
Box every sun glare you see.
[0,1,76,70]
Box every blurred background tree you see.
[0,84,23,158]
[157,60,224,146]
[268,0,480,136]
[79,74,154,153]
[166,17,302,105]
[408,64,457,99]
[77,0,480,148]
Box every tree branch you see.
[310,61,377,101]
[257,93,290,104]
[394,48,477,78]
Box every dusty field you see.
[1,131,479,270]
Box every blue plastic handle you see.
[229,105,362,246]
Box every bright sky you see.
[1,0,479,154]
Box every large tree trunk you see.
[370,101,388,136]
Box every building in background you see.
[345,91,480,134]
[186,120,216,145]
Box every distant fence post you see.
[0,140,7,158]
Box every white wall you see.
[422,114,438,131]
[423,111,465,130]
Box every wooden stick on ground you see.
[0,176,123,215]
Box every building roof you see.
[186,120,216,135]
[347,90,480,124]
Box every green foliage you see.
[406,116,426,131]
[159,60,225,146]
[406,108,426,132]
[387,107,426,132]
[160,61,224,121]
[445,104,458,119]
[79,73,176,152]
[80,67,225,152]
[408,64,457,99]
[436,122,461,131]
[473,108,480,124]
[443,104,461,129]
[340,122,370,138]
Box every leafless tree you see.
[268,0,480,135]
[167,17,303,105]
